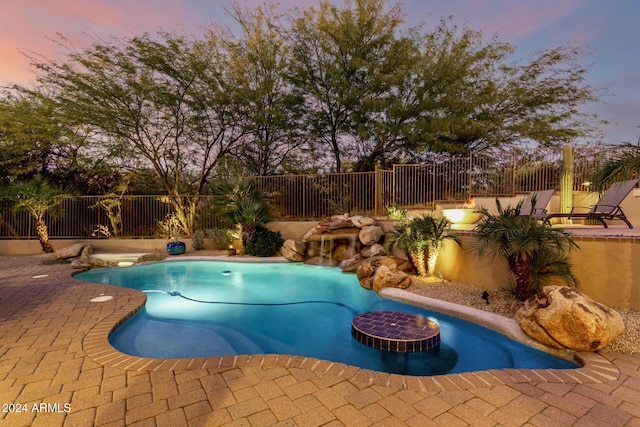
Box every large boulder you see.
[71,258,118,269]
[360,243,385,258]
[137,253,167,263]
[298,216,386,263]
[361,256,413,274]
[515,286,625,352]
[338,254,362,271]
[80,245,93,259]
[281,239,307,262]
[355,256,415,290]
[55,243,92,259]
[332,241,360,261]
[327,217,353,230]
[350,215,375,228]
[371,265,412,292]
[358,225,384,246]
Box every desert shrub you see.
[206,228,233,250]
[192,229,205,250]
[245,225,284,257]
[385,203,407,221]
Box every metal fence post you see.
[432,163,436,209]
[512,148,517,195]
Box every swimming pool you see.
[76,261,577,376]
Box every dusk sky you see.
[1,0,638,146]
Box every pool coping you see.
[79,258,621,391]
[380,288,576,360]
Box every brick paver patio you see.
[1,254,639,426]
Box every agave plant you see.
[385,214,461,277]
[474,199,579,301]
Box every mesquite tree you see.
[11,0,604,182]
[219,3,306,175]
[29,33,245,234]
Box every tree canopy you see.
[1,0,603,199]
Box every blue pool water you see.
[76,261,577,376]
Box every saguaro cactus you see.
[560,144,574,221]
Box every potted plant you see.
[164,214,186,255]
[167,234,186,255]
[385,214,461,277]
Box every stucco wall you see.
[434,233,640,310]
[0,239,191,255]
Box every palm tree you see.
[212,176,273,247]
[3,177,72,253]
[474,199,579,301]
[591,143,640,193]
[385,214,461,277]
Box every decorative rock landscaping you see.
[54,243,150,269]
[282,214,385,266]
[55,242,93,259]
[355,256,415,291]
[280,215,419,291]
[70,257,118,269]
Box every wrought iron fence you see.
[0,195,230,240]
[0,146,624,239]
[255,171,377,220]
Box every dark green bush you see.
[245,225,285,257]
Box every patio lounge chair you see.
[543,178,640,228]
[519,189,555,219]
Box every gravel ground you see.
[406,277,640,354]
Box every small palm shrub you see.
[591,143,640,193]
[1,176,72,253]
[385,214,461,277]
[474,199,579,301]
[245,225,284,257]
[212,176,273,247]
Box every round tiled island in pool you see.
[351,311,441,352]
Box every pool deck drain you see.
[1,254,639,426]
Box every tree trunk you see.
[409,250,428,277]
[427,245,439,276]
[513,255,532,301]
[35,218,54,253]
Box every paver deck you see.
[1,254,639,426]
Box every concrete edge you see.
[379,287,576,361]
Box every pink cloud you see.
[402,0,586,42]
[0,0,223,86]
